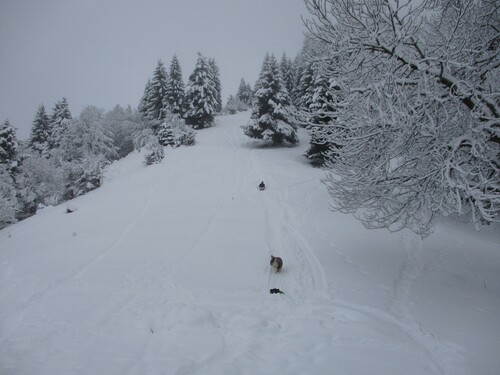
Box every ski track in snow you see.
[2,111,494,374]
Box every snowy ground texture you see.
[1,111,499,375]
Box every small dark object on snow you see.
[270,288,285,294]
[270,255,283,272]
[259,181,265,190]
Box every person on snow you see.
[259,181,265,191]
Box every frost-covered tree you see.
[237,78,253,107]
[157,113,195,148]
[243,53,298,145]
[49,97,72,150]
[225,95,246,114]
[103,105,142,158]
[133,128,165,165]
[0,164,18,229]
[0,119,18,166]
[15,148,65,214]
[138,79,152,115]
[296,60,316,110]
[304,62,343,166]
[305,0,500,235]
[209,58,223,113]
[55,106,117,199]
[29,104,51,157]
[185,53,217,129]
[139,60,169,124]
[280,53,295,98]
[164,55,186,116]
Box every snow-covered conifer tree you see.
[140,60,169,123]
[208,58,222,113]
[304,65,341,166]
[29,104,51,157]
[157,113,195,148]
[0,164,18,228]
[164,55,186,116]
[237,78,253,107]
[280,53,295,98]
[0,119,18,166]
[184,53,217,129]
[296,60,316,110]
[49,97,72,150]
[138,79,152,116]
[243,54,298,145]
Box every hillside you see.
[1,111,499,374]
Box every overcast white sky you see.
[0,0,307,139]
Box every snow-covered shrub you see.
[144,147,165,166]
[64,154,106,200]
[133,128,165,165]
[15,151,65,211]
[157,114,195,148]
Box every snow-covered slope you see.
[1,111,499,374]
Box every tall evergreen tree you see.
[0,119,18,165]
[49,97,72,149]
[185,53,217,129]
[164,55,186,116]
[296,60,316,110]
[208,58,222,113]
[138,79,152,116]
[280,53,295,98]
[140,60,169,122]
[304,65,341,166]
[29,104,51,157]
[237,78,253,106]
[243,54,298,145]
[0,164,18,228]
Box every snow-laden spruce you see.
[164,55,186,116]
[48,97,72,150]
[29,104,51,158]
[184,53,219,129]
[243,53,298,146]
[139,60,169,131]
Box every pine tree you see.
[141,60,169,122]
[0,164,18,229]
[304,66,340,166]
[29,104,51,157]
[0,119,18,165]
[296,60,316,110]
[243,54,298,145]
[237,78,253,106]
[208,58,222,113]
[280,53,295,98]
[164,55,186,116]
[185,53,217,129]
[157,113,195,148]
[138,79,152,115]
[49,97,72,149]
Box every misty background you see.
[0,0,306,139]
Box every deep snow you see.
[1,111,499,374]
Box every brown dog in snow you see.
[270,255,283,273]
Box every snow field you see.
[1,111,499,374]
